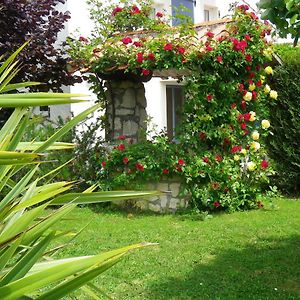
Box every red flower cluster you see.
[206,94,214,102]
[203,156,209,163]
[261,160,268,169]
[112,6,123,16]
[231,38,248,52]
[131,5,140,15]
[101,161,107,168]
[231,145,242,153]
[136,52,144,63]
[216,55,223,63]
[245,54,252,62]
[215,155,222,162]
[206,31,214,38]
[79,36,88,43]
[133,41,142,47]
[117,144,125,151]
[199,132,206,140]
[178,159,185,166]
[123,157,129,164]
[156,12,163,18]
[148,53,155,60]
[163,169,169,175]
[136,162,144,171]
[122,37,132,45]
[238,4,249,11]
[213,201,221,208]
[164,43,173,51]
[142,69,151,76]
[118,135,126,140]
[177,47,185,54]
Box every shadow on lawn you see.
[146,235,300,300]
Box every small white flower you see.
[251,131,260,140]
[264,84,271,94]
[269,90,278,100]
[243,91,252,101]
[261,119,270,129]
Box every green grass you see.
[55,198,300,300]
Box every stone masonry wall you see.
[105,80,147,142]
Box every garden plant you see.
[69,0,278,212]
[0,45,158,299]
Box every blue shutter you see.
[171,0,194,26]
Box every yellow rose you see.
[247,161,256,171]
[251,141,260,151]
[264,84,271,94]
[249,83,256,91]
[249,111,256,122]
[234,155,240,161]
[251,131,260,140]
[240,149,247,155]
[261,119,270,129]
[269,90,278,100]
[265,66,273,75]
[260,75,266,83]
[243,91,252,101]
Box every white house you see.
[46,0,259,134]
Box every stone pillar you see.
[105,80,147,142]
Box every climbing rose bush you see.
[71,2,277,212]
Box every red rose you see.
[244,34,251,41]
[238,114,244,122]
[206,94,214,102]
[213,201,221,208]
[241,123,247,130]
[231,145,242,153]
[135,163,144,171]
[122,37,132,45]
[156,11,163,18]
[245,54,252,62]
[239,83,245,92]
[241,100,247,110]
[148,53,155,60]
[238,4,249,11]
[205,45,213,52]
[178,47,185,54]
[118,135,126,140]
[118,144,125,151]
[112,6,122,16]
[163,169,169,175]
[244,112,251,122]
[101,161,107,168]
[231,103,237,109]
[256,80,262,87]
[249,72,255,79]
[250,12,258,20]
[142,69,151,76]
[164,43,173,51]
[123,157,129,164]
[131,5,141,14]
[252,91,257,100]
[199,132,206,140]
[261,160,269,169]
[136,52,144,63]
[203,156,209,163]
[245,66,251,72]
[224,138,231,145]
[133,41,142,47]
[178,159,185,166]
[215,155,222,162]
[256,65,261,71]
[79,36,88,42]
[216,55,223,63]
[206,31,214,38]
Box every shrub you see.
[266,44,300,193]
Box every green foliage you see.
[266,44,300,193]
[258,0,300,46]
[0,46,158,299]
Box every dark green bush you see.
[267,45,300,193]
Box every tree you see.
[258,0,300,46]
[0,0,81,91]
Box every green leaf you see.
[0,232,54,286]
[34,104,101,153]
[51,190,161,205]
[16,142,75,151]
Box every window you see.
[171,0,195,25]
[166,85,184,139]
[204,9,210,22]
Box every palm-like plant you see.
[0,45,157,299]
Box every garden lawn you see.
[55,198,300,300]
